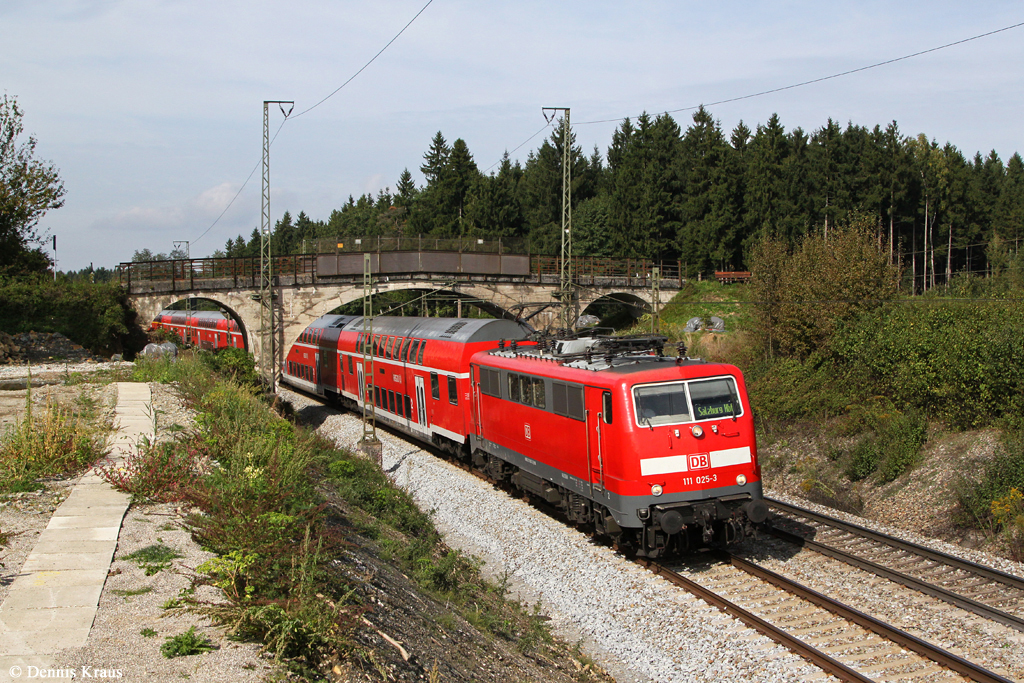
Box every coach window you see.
[418,341,427,365]
[396,393,404,417]
[389,390,396,414]
[430,372,440,400]
[374,386,381,407]
[348,355,354,374]
[401,338,412,362]
[371,335,379,356]
[448,376,458,405]
[404,395,412,418]
[409,340,420,364]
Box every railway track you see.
[643,553,1014,683]
[765,498,1024,633]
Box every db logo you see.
[524,423,532,441]
[688,453,710,471]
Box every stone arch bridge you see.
[120,250,684,371]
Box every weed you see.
[0,391,108,493]
[160,627,216,658]
[515,602,553,654]
[97,438,208,503]
[140,627,158,638]
[161,596,183,610]
[990,488,1024,561]
[112,586,154,597]
[124,543,182,575]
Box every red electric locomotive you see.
[282,314,767,557]
[150,309,245,351]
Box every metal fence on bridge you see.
[117,244,685,294]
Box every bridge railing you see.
[306,235,528,255]
[533,256,684,288]
[118,251,685,293]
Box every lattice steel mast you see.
[259,100,293,390]
[543,107,573,331]
[359,253,382,464]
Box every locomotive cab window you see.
[602,391,613,424]
[689,377,741,421]
[632,376,741,427]
[634,383,690,426]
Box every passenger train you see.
[150,309,245,351]
[282,314,767,557]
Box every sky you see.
[3,0,1023,272]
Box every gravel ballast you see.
[282,389,823,683]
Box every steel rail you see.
[768,524,1024,633]
[637,558,874,683]
[766,497,1024,592]
[717,551,1014,683]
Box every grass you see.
[0,377,109,494]
[111,586,154,597]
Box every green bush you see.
[956,435,1024,527]
[833,302,1024,429]
[0,275,146,356]
[200,347,259,386]
[747,357,854,422]
[845,438,880,482]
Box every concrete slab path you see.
[0,383,151,681]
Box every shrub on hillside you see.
[748,217,900,360]
[833,302,1024,429]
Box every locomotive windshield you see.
[633,376,742,427]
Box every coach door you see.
[415,375,427,427]
[357,364,365,407]
[314,351,322,394]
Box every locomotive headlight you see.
[691,425,704,438]
[736,474,747,486]
[651,484,664,496]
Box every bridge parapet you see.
[117,251,685,295]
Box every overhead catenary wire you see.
[574,20,1024,127]
[481,19,1024,170]
[191,0,435,247]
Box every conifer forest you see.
[217,107,1024,292]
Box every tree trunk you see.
[946,222,953,285]
[888,185,895,265]
[912,223,917,293]
[923,197,929,291]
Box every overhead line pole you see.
[259,100,293,391]
[543,107,573,332]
